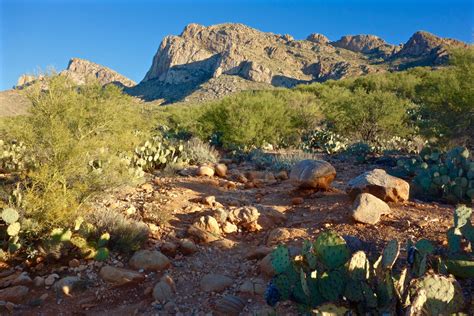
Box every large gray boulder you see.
[290,159,336,189]
[352,193,391,225]
[346,169,409,202]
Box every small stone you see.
[352,193,391,225]
[187,216,221,243]
[53,276,82,295]
[291,197,304,205]
[160,241,178,257]
[202,195,216,206]
[275,170,288,181]
[44,273,59,286]
[129,250,170,271]
[214,163,228,177]
[200,273,233,292]
[68,259,80,268]
[245,246,273,260]
[178,239,198,255]
[259,254,275,277]
[266,227,291,246]
[0,285,29,303]
[153,281,173,302]
[197,166,215,177]
[33,276,45,287]
[141,183,154,193]
[126,205,137,215]
[99,266,144,285]
[239,278,266,295]
[222,222,238,234]
[12,272,32,286]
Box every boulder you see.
[197,166,215,177]
[239,278,266,295]
[215,164,228,177]
[188,215,221,242]
[178,238,198,255]
[0,285,29,303]
[347,169,409,202]
[352,193,391,225]
[227,206,260,231]
[129,250,171,271]
[99,266,144,285]
[200,273,233,292]
[153,281,173,302]
[290,160,336,189]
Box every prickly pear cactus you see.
[271,245,291,274]
[1,208,19,224]
[409,273,465,315]
[318,270,345,301]
[314,231,350,270]
[454,205,472,229]
[347,251,370,281]
[312,303,349,316]
[382,239,400,269]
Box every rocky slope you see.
[127,23,468,103]
[16,58,135,89]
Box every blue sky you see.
[0,0,472,90]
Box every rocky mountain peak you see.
[306,33,329,45]
[331,34,391,54]
[396,30,467,58]
[63,58,136,87]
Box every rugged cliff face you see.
[128,23,467,103]
[16,58,135,89]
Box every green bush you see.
[415,47,474,147]
[0,75,152,232]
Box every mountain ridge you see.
[11,23,469,105]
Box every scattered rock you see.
[291,197,304,205]
[178,238,198,255]
[211,238,236,249]
[99,266,144,285]
[210,208,229,225]
[352,193,391,225]
[188,215,221,243]
[290,159,336,190]
[239,278,266,295]
[33,276,45,287]
[228,206,261,231]
[213,295,246,315]
[160,241,178,257]
[68,258,80,268]
[44,274,59,286]
[245,246,273,260]
[53,276,82,296]
[141,183,154,193]
[346,169,410,202]
[197,166,215,177]
[0,285,29,304]
[200,273,233,292]
[129,250,171,271]
[215,164,228,177]
[275,170,289,181]
[222,221,238,234]
[202,195,216,206]
[12,272,32,286]
[152,281,173,302]
[259,254,275,277]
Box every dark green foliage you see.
[397,146,473,203]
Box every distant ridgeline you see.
[10,23,470,105]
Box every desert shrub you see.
[196,90,321,150]
[182,137,220,165]
[415,47,474,147]
[249,149,318,171]
[319,87,415,143]
[0,75,151,233]
[86,208,149,254]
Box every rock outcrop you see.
[15,58,135,90]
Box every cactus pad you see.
[415,239,435,256]
[314,231,349,270]
[272,273,292,300]
[6,222,20,236]
[94,247,109,261]
[347,251,369,281]
[271,245,291,274]
[410,274,465,315]
[302,240,318,270]
[382,239,399,269]
[312,303,349,316]
[318,270,345,301]
[1,208,19,224]
[454,205,472,228]
[447,228,462,254]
